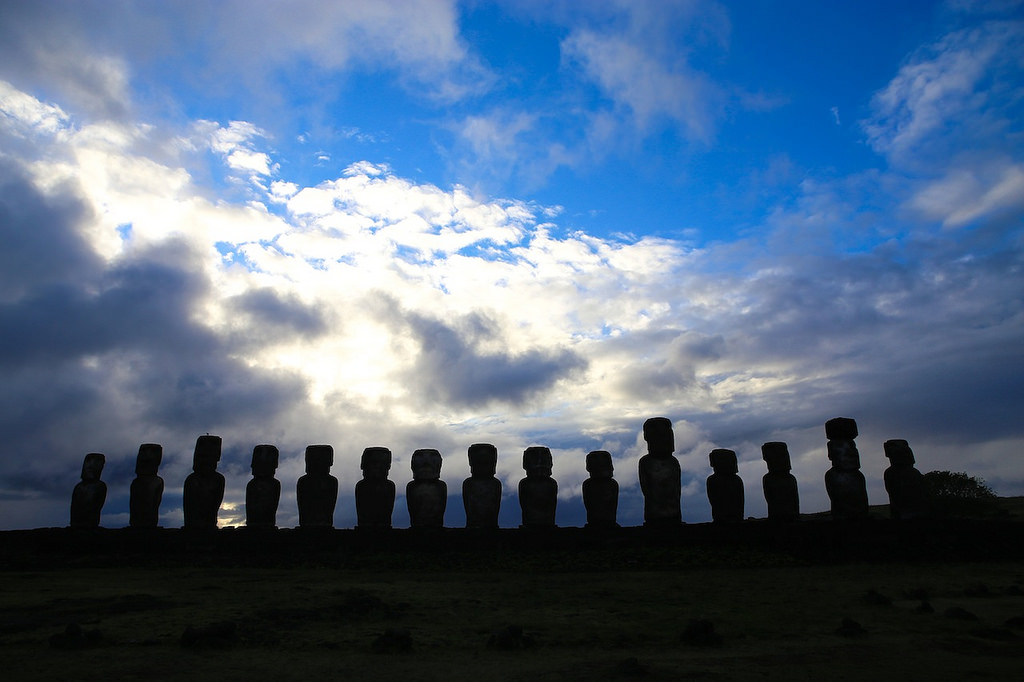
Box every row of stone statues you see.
[70,417,929,529]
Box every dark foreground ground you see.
[2,503,1023,681]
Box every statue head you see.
[81,453,105,481]
[136,443,162,476]
[468,443,497,477]
[585,450,614,478]
[709,448,738,474]
[304,444,334,474]
[761,442,791,472]
[192,435,222,473]
[523,446,553,478]
[251,444,280,477]
[411,448,442,481]
[825,417,858,441]
[883,439,915,467]
[361,446,392,480]
[827,439,861,471]
[643,417,675,455]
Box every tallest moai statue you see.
[824,418,869,521]
[639,417,682,527]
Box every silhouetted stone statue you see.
[761,442,799,522]
[639,417,682,526]
[824,418,869,520]
[583,450,618,527]
[245,444,281,528]
[70,453,106,528]
[519,446,557,528]
[356,447,395,530]
[296,444,338,528]
[463,443,501,529]
[883,439,929,520]
[182,435,224,529]
[129,443,163,528]
[407,448,447,529]
[707,448,744,523]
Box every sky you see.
[0,0,1022,530]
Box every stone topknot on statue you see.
[825,417,858,441]
[824,418,868,520]
[638,417,682,527]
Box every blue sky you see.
[0,0,1022,530]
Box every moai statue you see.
[583,450,618,528]
[463,443,501,529]
[824,418,869,520]
[519,446,557,528]
[245,444,281,528]
[407,448,447,529]
[296,444,338,528]
[129,443,164,528]
[883,439,929,520]
[761,442,799,522]
[70,453,106,528]
[182,435,225,529]
[355,447,395,529]
[707,448,744,523]
[639,417,682,526]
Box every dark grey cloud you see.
[0,1,145,121]
[0,159,100,297]
[227,288,328,347]
[657,230,1024,461]
[609,328,725,399]
[363,293,586,408]
[0,245,209,366]
[0,160,312,513]
[406,310,587,407]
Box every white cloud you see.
[205,120,277,179]
[863,20,1023,164]
[0,79,71,135]
[203,0,491,101]
[909,159,1024,227]
[562,28,718,140]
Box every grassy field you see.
[2,502,1023,680]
